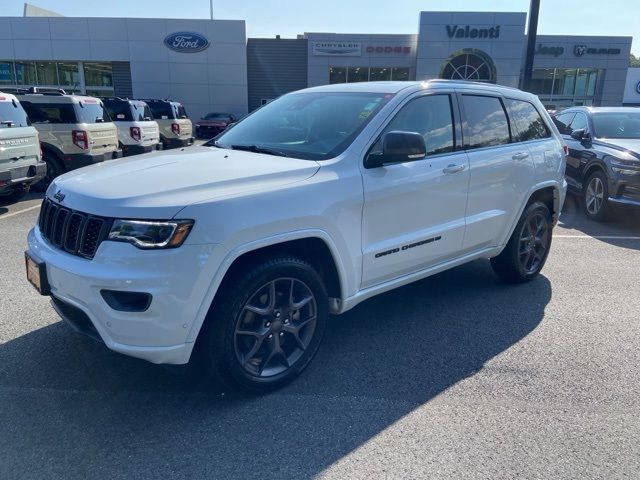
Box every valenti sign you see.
[312,41,362,56]
[164,32,210,53]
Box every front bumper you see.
[0,162,46,191]
[27,226,227,365]
[162,137,194,149]
[64,149,123,170]
[195,125,225,138]
[609,166,640,208]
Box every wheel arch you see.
[187,231,348,344]
[581,161,608,190]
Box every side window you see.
[569,113,589,133]
[552,112,575,135]
[20,102,75,124]
[505,99,551,142]
[461,95,510,149]
[371,94,455,157]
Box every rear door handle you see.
[512,152,530,161]
[443,164,466,174]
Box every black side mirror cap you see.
[365,131,427,168]
[570,128,590,141]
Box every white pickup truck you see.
[26,80,567,391]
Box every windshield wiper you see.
[229,144,289,157]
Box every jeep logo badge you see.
[164,32,210,53]
[53,190,65,203]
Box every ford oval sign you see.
[164,32,210,53]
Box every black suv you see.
[553,107,640,221]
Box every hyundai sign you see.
[164,32,210,53]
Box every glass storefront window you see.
[553,69,577,96]
[531,68,600,108]
[530,69,554,95]
[57,62,79,87]
[36,61,57,85]
[370,67,391,81]
[85,88,115,98]
[84,62,113,87]
[391,67,410,81]
[329,67,346,84]
[0,61,14,85]
[14,61,36,85]
[575,68,598,97]
[347,67,368,83]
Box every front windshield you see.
[214,91,393,160]
[592,112,640,139]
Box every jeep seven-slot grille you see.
[38,198,112,259]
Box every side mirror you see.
[570,128,590,141]
[366,131,426,169]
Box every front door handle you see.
[443,164,466,174]
[512,152,530,161]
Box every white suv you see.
[101,98,161,156]
[26,81,567,392]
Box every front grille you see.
[38,198,112,259]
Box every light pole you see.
[209,0,214,20]
[522,0,541,91]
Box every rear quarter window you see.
[0,100,31,127]
[74,101,111,124]
[176,105,188,119]
[461,95,510,149]
[147,102,174,120]
[505,98,551,142]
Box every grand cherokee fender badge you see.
[374,236,442,259]
[53,190,66,203]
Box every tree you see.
[630,53,640,67]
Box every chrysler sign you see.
[312,41,361,56]
[164,32,210,53]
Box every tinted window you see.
[204,113,232,121]
[215,92,392,160]
[371,94,455,157]
[461,95,510,149]
[569,113,588,133]
[553,112,576,135]
[21,101,77,124]
[592,112,640,139]
[0,100,31,127]
[147,102,174,119]
[176,105,188,119]
[74,101,110,124]
[104,100,133,121]
[505,99,551,142]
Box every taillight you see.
[72,130,88,150]
[37,132,42,158]
[171,123,180,135]
[130,126,141,141]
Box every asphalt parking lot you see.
[1,187,639,479]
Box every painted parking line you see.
[0,204,41,221]
[554,234,640,240]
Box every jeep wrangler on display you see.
[26,80,567,392]
[101,98,161,156]
[142,99,194,149]
[13,88,122,190]
[0,91,45,204]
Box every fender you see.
[185,228,351,343]
[40,142,65,161]
[498,179,563,255]
[580,158,609,187]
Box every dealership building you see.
[0,6,635,118]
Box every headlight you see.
[108,219,194,249]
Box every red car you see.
[195,112,236,138]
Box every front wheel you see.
[33,154,63,192]
[583,170,609,221]
[491,201,552,283]
[198,256,328,392]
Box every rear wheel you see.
[491,201,552,283]
[583,170,609,221]
[198,256,328,392]
[33,153,63,192]
[0,184,29,205]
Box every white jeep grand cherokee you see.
[26,81,567,391]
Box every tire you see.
[0,184,29,205]
[491,201,553,284]
[33,153,64,192]
[197,256,328,392]
[583,170,609,221]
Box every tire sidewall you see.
[34,153,63,192]
[510,202,553,281]
[583,171,609,221]
[206,257,328,391]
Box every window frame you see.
[363,91,461,168]
[568,112,590,135]
[457,93,513,151]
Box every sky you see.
[2,0,639,55]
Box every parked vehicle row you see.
[552,107,640,221]
[0,88,195,198]
[25,80,567,392]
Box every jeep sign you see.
[164,32,210,53]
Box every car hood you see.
[596,138,640,158]
[47,146,320,219]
